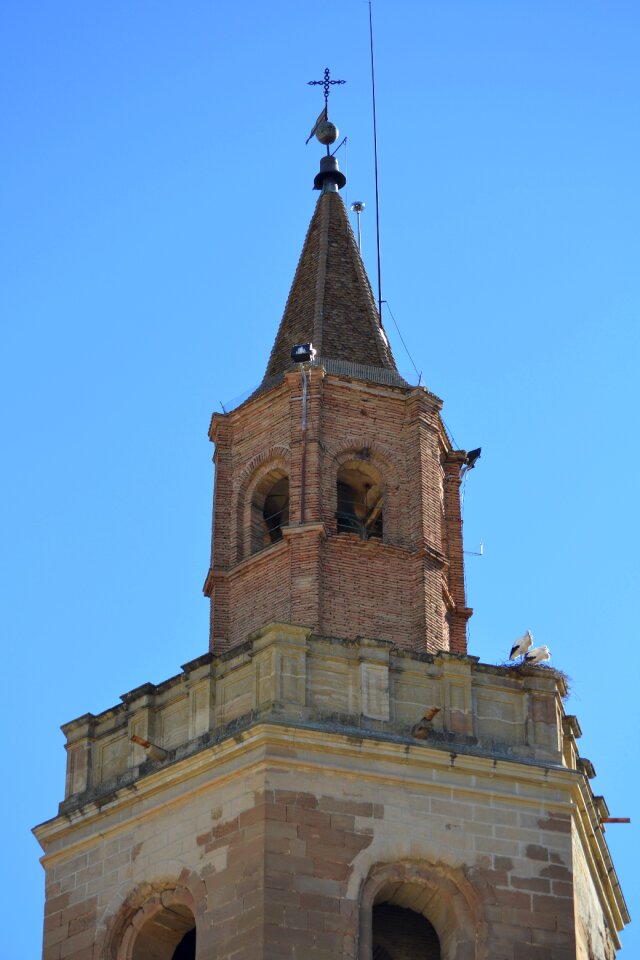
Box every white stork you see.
[524,645,551,666]
[509,630,533,661]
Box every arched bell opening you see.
[130,904,196,960]
[372,903,440,959]
[360,863,486,960]
[336,460,383,540]
[251,468,290,552]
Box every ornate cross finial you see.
[307,67,346,114]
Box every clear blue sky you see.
[1,1,638,956]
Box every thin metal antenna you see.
[464,542,484,557]
[368,0,383,322]
[300,366,309,523]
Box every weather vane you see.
[306,67,346,151]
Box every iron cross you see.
[307,67,346,112]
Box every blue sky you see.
[1,1,638,955]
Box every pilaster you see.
[183,653,216,741]
[443,451,472,653]
[122,683,157,767]
[282,522,325,629]
[358,637,392,721]
[436,652,476,738]
[61,713,96,798]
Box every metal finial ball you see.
[316,121,339,145]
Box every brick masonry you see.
[205,367,470,655]
[263,192,394,381]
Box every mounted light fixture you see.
[291,343,316,363]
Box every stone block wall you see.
[57,625,570,810]
[36,624,626,960]
[34,624,628,958]
[36,717,625,959]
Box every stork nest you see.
[499,661,572,700]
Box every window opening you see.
[336,461,383,540]
[372,903,440,959]
[251,470,290,552]
[263,476,289,543]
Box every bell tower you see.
[204,145,471,657]
[34,88,628,960]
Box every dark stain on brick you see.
[540,864,572,881]
[511,876,551,894]
[538,815,571,834]
[525,844,549,862]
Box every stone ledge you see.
[45,714,579,830]
[53,624,579,817]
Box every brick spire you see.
[263,189,397,380]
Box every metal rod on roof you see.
[300,366,309,523]
[369,0,383,323]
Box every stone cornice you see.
[572,775,630,941]
[34,719,579,859]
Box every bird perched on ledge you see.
[524,645,551,666]
[509,630,533,661]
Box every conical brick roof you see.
[263,190,397,381]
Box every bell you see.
[314,155,346,191]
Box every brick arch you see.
[323,440,401,543]
[235,446,290,561]
[236,444,291,488]
[358,861,488,960]
[99,867,207,960]
[326,438,397,472]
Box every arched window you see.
[130,904,196,960]
[251,468,289,552]
[360,863,484,960]
[336,459,383,540]
[372,903,440,959]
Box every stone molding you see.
[52,623,574,817]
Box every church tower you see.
[203,149,470,660]
[35,97,628,960]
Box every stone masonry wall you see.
[573,824,617,960]
[38,727,591,960]
[37,627,626,959]
[57,628,567,809]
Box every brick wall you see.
[320,537,423,650]
[205,370,470,655]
